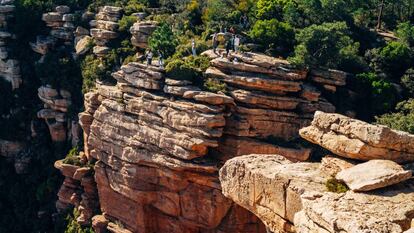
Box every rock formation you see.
[300,111,414,163]
[90,6,122,57]
[220,111,414,233]
[31,6,81,145]
[60,48,362,231]
[203,50,352,162]
[0,0,21,90]
[130,21,158,49]
[220,154,414,233]
[54,155,99,226]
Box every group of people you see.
[212,32,241,57]
[144,49,164,67]
[143,15,250,67]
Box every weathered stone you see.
[221,154,414,233]
[336,160,412,191]
[55,5,70,14]
[320,155,356,176]
[205,67,302,94]
[300,111,414,163]
[130,21,158,48]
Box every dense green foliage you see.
[149,23,179,58]
[376,99,414,134]
[289,22,363,71]
[249,19,294,56]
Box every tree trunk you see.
[377,0,385,30]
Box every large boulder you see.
[336,160,412,191]
[300,111,414,163]
[220,154,414,233]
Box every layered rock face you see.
[54,156,99,226]
[130,21,158,49]
[0,0,21,90]
[80,62,266,232]
[220,154,414,233]
[203,51,351,162]
[90,6,122,57]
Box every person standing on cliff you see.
[212,33,218,54]
[226,38,232,57]
[234,35,240,53]
[191,39,197,57]
[146,49,153,66]
[158,51,164,68]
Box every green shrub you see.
[165,55,210,81]
[289,22,363,72]
[64,209,94,233]
[376,99,414,134]
[62,147,82,166]
[396,22,414,47]
[148,23,179,58]
[356,72,399,114]
[204,78,227,93]
[249,19,295,56]
[401,68,414,96]
[256,0,286,20]
[367,41,412,80]
[119,15,137,33]
[326,178,349,193]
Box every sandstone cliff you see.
[52,45,359,232]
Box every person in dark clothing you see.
[226,39,232,57]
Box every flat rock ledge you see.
[300,111,414,163]
[219,154,414,233]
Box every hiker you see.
[226,38,232,57]
[212,33,218,53]
[158,51,164,68]
[145,49,153,65]
[241,14,249,29]
[234,35,240,53]
[191,39,197,56]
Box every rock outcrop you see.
[203,50,352,162]
[300,111,414,163]
[90,6,122,57]
[31,6,81,145]
[54,155,99,226]
[79,61,266,232]
[220,154,414,233]
[0,0,21,90]
[58,51,359,230]
[130,21,158,49]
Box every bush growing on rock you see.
[148,23,179,58]
[204,78,227,93]
[326,178,349,193]
[165,55,210,81]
